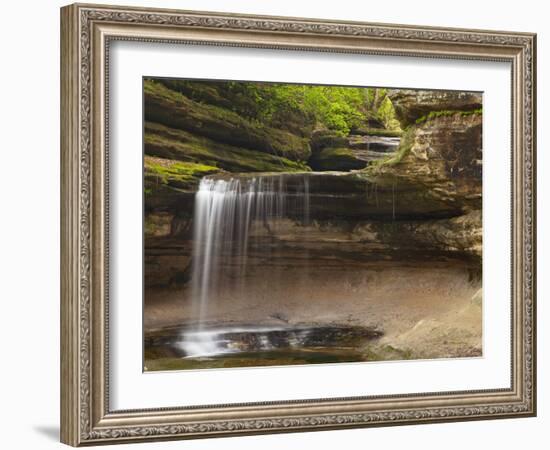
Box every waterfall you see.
[184,174,311,357]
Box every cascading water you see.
[181,174,311,358]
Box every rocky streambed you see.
[144,324,384,371]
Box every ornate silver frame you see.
[60,3,536,446]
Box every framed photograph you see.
[60,3,536,446]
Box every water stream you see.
[145,324,382,369]
[187,174,311,357]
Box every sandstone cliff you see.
[144,83,482,286]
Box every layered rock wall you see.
[144,85,482,289]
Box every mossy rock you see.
[154,78,234,110]
[145,122,310,173]
[363,113,482,214]
[144,80,311,161]
[414,108,482,125]
[365,127,415,172]
[351,127,403,138]
[310,130,349,151]
[309,147,367,171]
[360,117,386,130]
[153,78,313,137]
[387,89,482,127]
[144,211,174,238]
[144,155,220,193]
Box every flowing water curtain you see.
[188,175,312,349]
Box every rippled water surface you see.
[144,324,382,371]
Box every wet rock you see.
[301,326,383,347]
[144,155,222,194]
[309,147,368,171]
[348,135,401,152]
[144,214,194,290]
[347,135,400,162]
[144,239,192,288]
[145,190,195,215]
[309,130,400,171]
[208,171,465,220]
[146,325,384,357]
[309,129,366,171]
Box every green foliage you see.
[243,83,368,136]
[144,79,183,103]
[145,79,311,161]
[415,108,483,125]
[303,86,366,135]
[366,127,415,171]
[363,88,401,131]
[364,87,387,110]
[145,78,405,176]
[376,96,401,130]
[146,78,404,138]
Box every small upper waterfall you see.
[184,174,311,357]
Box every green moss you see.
[310,130,349,151]
[365,108,482,175]
[144,155,220,193]
[144,80,311,161]
[144,215,164,236]
[145,159,218,183]
[415,108,483,125]
[366,127,415,172]
[144,344,418,371]
[145,122,310,173]
[144,348,365,371]
[144,216,156,236]
[151,78,231,109]
[144,79,185,103]
[352,127,403,138]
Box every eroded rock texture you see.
[143,80,483,362]
[388,89,482,127]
